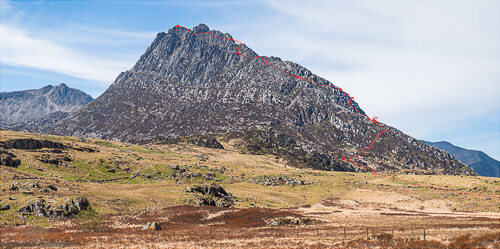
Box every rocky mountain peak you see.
[43,24,475,176]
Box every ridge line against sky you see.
[0,0,499,160]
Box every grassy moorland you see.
[0,130,499,248]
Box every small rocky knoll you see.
[187,184,235,207]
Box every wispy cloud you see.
[28,24,156,47]
[251,0,500,133]
[0,24,132,83]
[0,0,155,85]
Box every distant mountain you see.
[0,84,93,130]
[43,24,475,176]
[422,141,499,177]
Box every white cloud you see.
[0,24,133,84]
[0,0,154,85]
[246,0,500,138]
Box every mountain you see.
[0,84,93,130]
[43,24,475,175]
[422,141,499,177]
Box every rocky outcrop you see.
[1,138,65,150]
[18,197,91,218]
[248,175,312,187]
[229,129,359,171]
[0,148,21,167]
[43,24,476,176]
[187,184,235,207]
[266,217,312,226]
[35,154,72,165]
[0,83,93,130]
[186,136,224,149]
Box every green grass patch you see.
[16,163,51,177]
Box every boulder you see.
[218,166,227,174]
[0,204,10,211]
[18,199,48,217]
[8,182,19,191]
[187,184,235,207]
[28,181,40,188]
[0,148,21,167]
[141,221,161,231]
[47,185,58,191]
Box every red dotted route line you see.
[176,25,500,199]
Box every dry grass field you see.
[1,130,499,248]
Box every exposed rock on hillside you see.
[18,197,91,218]
[185,136,224,149]
[43,24,475,176]
[1,138,65,150]
[187,184,235,207]
[0,148,21,167]
[35,154,72,165]
[249,175,312,187]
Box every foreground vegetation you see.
[1,130,499,248]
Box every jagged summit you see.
[43,24,475,175]
[192,23,210,32]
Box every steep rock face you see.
[0,84,93,130]
[44,24,475,175]
[423,141,499,177]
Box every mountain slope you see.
[423,141,499,177]
[43,24,475,176]
[0,84,93,130]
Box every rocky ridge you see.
[423,141,499,177]
[0,84,93,130]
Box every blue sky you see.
[1,0,499,160]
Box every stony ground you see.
[0,130,499,248]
